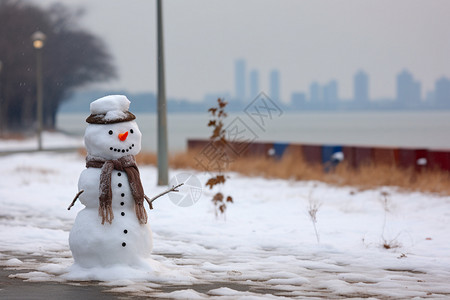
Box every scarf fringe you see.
[135,203,148,224]
[99,203,114,225]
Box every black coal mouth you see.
[109,143,135,153]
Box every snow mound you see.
[90,95,130,115]
[156,289,206,299]
[62,258,193,283]
[3,258,23,266]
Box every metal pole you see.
[0,61,3,135]
[36,48,43,151]
[156,0,168,185]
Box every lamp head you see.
[31,31,46,49]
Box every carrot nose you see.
[118,131,128,141]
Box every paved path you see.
[0,266,289,300]
[0,268,126,300]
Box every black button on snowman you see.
[68,95,154,269]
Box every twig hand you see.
[68,190,84,210]
[144,183,184,209]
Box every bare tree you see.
[0,0,117,132]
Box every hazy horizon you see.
[37,0,450,103]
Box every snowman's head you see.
[84,95,142,159]
[85,121,142,159]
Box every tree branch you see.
[144,183,184,209]
[68,190,84,210]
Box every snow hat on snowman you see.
[86,95,136,124]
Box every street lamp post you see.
[31,31,46,151]
[0,60,3,134]
[0,61,3,98]
[156,0,169,185]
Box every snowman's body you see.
[69,95,153,270]
[70,168,153,268]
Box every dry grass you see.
[76,148,450,195]
[162,150,450,196]
[332,163,450,195]
[0,132,28,140]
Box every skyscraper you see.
[309,82,320,102]
[269,70,280,101]
[323,80,338,103]
[354,70,369,102]
[249,69,259,99]
[235,59,246,101]
[435,76,450,106]
[396,70,421,105]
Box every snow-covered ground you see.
[1,150,450,299]
[0,131,83,151]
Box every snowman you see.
[68,95,156,271]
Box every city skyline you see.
[232,59,450,107]
[63,62,450,113]
[35,1,450,102]
[354,71,369,103]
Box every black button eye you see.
[108,130,113,135]
[130,129,134,134]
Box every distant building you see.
[235,59,246,101]
[354,70,369,102]
[323,80,338,103]
[269,70,280,101]
[249,69,259,100]
[425,91,435,103]
[396,70,421,105]
[291,92,306,109]
[435,76,450,106]
[203,92,232,103]
[309,82,320,102]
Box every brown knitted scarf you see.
[86,155,148,225]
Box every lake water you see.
[56,111,450,152]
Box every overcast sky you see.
[38,0,450,103]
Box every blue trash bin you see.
[322,145,343,171]
[271,142,290,160]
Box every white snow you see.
[208,287,243,296]
[89,95,130,115]
[157,289,207,299]
[0,131,83,151]
[4,258,23,266]
[0,137,450,298]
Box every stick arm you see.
[144,183,184,209]
[68,190,84,210]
